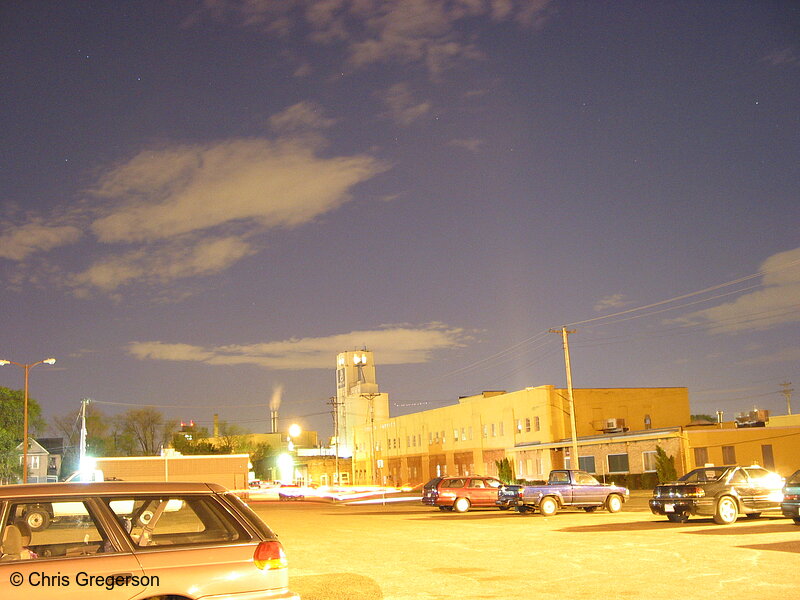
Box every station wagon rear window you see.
[102,495,248,548]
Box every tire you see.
[583,506,598,513]
[453,497,471,513]
[793,517,800,526]
[667,513,689,523]
[539,497,558,517]
[25,509,50,532]
[606,494,623,514]
[713,496,739,525]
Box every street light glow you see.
[288,423,302,438]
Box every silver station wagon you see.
[0,481,299,600]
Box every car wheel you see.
[745,512,761,519]
[713,496,738,525]
[667,513,689,523]
[25,509,50,531]
[583,506,598,513]
[606,494,623,513]
[453,497,471,513]
[539,497,558,517]
[793,517,800,526]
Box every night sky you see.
[1,1,798,439]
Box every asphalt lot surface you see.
[251,494,799,600]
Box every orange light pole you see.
[0,358,56,483]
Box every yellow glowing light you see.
[288,423,302,438]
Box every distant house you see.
[16,437,63,483]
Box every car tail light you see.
[785,494,799,501]
[253,541,288,570]
[683,486,705,498]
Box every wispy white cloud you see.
[268,101,337,133]
[675,247,800,333]
[0,221,82,260]
[763,47,800,67]
[447,138,483,152]
[186,0,553,75]
[593,293,634,312]
[380,83,431,125]
[737,346,800,366]
[89,137,386,243]
[127,323,471,370]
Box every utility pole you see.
[328,396,340,485]
[780,382,794,415]
[361,393,381,485]
[550,327,579,470]
[79,398,91,472]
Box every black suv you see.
[650,465,784,524]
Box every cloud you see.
[127,323,470,370]
[675,247,800,333]
[0,221,82,260]
[380,83,431,125]
[737,347,800,367]
[593,293,633,312]
[268,101,337,133]
[69,236,256,295]
[764,47,800,67]
[89,137,386,243]
[447,138,483,152]
[187,0,553,75]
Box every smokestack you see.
[270,385,283,434]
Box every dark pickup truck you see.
[498,469,629,516]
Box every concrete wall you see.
[95,454,251,489]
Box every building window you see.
[499,422,504,436]
[579,456,596,473]
[461,427,466,441]
[693,447,709,467]
[441,431,445,443]
[525,418,531,433]
[429,432,433,445]
[644,414,652,430]
[468,427,473,440]
[453,429,459,442]
[533,416,540,432]
[607,453,629,473]
[491,423,496,437]
[482,425,488,439]
[722,446,736,465]
[642,451,657,472]
[516,419,523,433]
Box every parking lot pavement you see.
[251,500,799,600]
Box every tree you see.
[691,414,716,423]
[0,386,46,439]
[113,408,177,456]
[655,445,678,483]
[494,457,515,484]
[215,421,249,454]
[0,428,22,484]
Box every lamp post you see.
[0,358,56,483]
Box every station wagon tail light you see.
[782,493,798,501]
[254,541,288,570]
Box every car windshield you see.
[678,467,729,483]
[788,470,800,486]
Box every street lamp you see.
[0,358,56,483]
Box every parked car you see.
[422,476,503,513]
[0,481,299,600]
[781,469,800,525]
[502,470,629,515]
[650,465,784,525]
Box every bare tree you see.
[115,408,177,456]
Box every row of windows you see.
[693,444,775,470]
[368,417,542,453]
